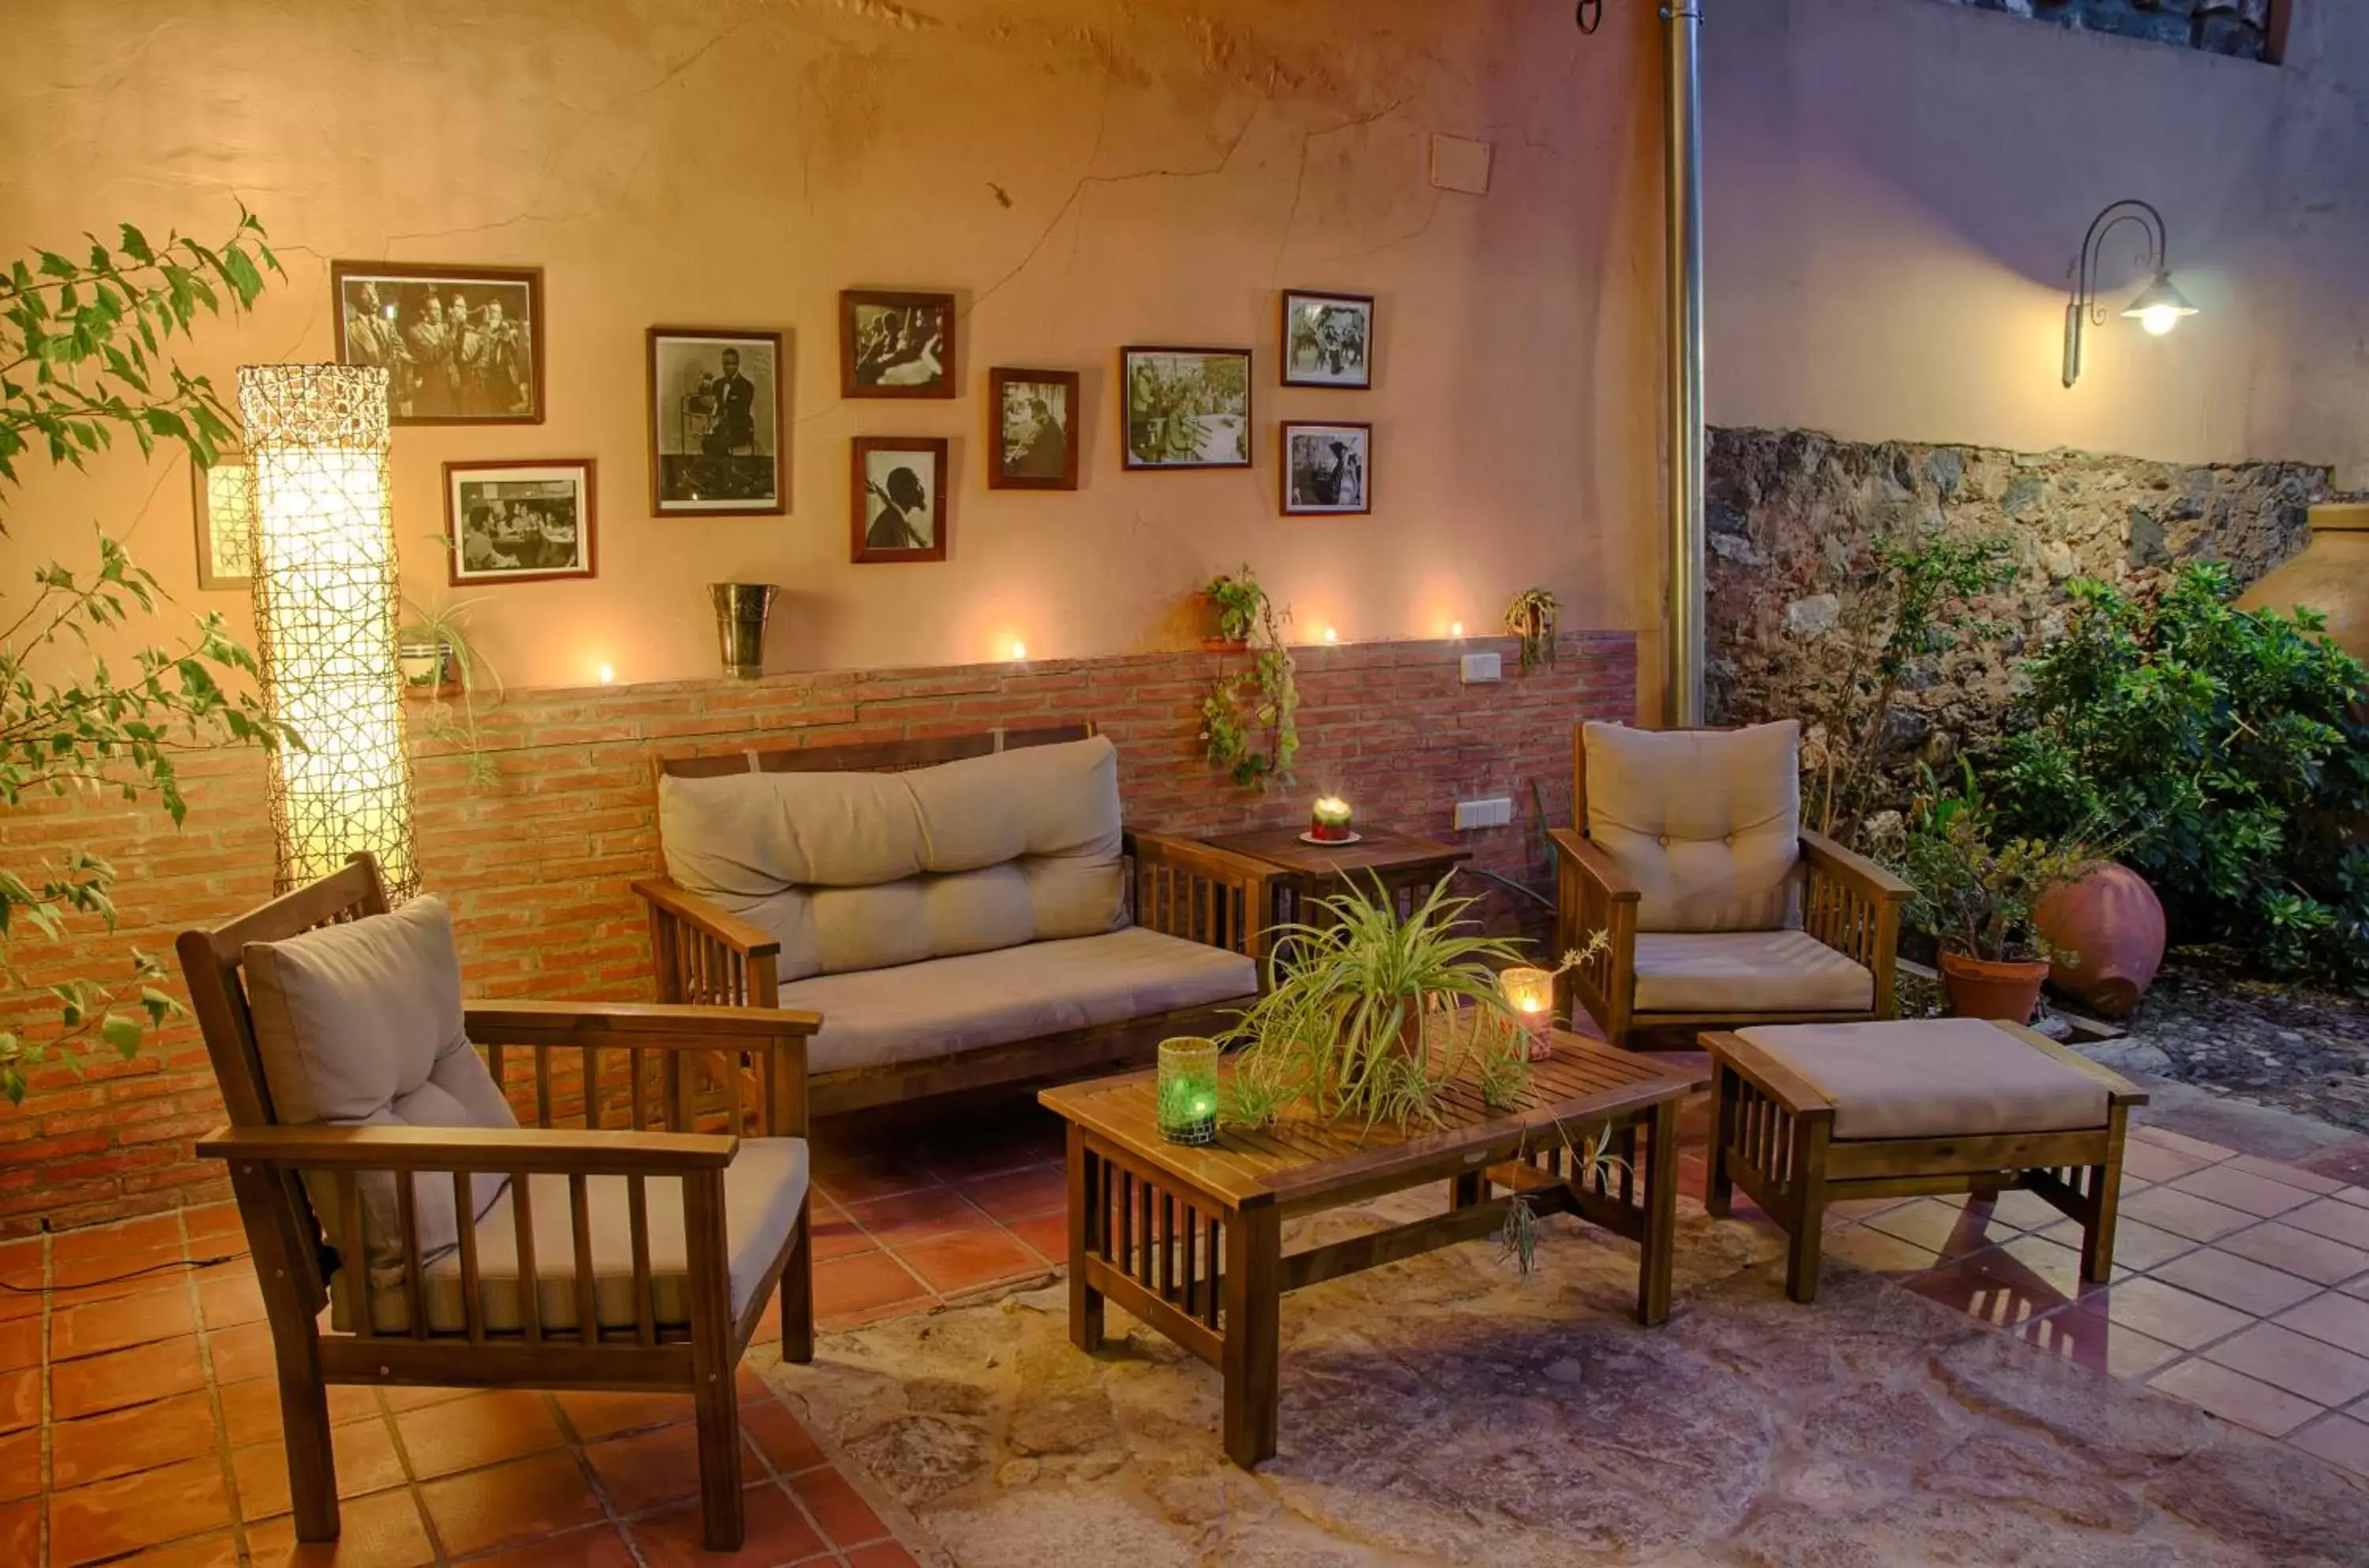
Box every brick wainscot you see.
[0,631,1635,1234]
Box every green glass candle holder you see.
[1157,1037,1221,1146]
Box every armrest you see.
[1124,827,1272,959]
[1703,1032,1838,1118]
[1126,829,1275,883]
[1549,828,1641,902]
[195,1123,740,1174]
[464,999,821,1045]
[633,879,781,956]
[1800,831,1915,902]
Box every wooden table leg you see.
[1636,1099,1680,1326]
[1067,1126,1104,1352]
[2082,1103,2130,1284]
[1705,1058,1736,1218]
[1222,1202,1282,1468]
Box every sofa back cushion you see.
[1583,720,1801,933]
[659,735,1126,978]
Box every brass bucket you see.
[709,583,778,679]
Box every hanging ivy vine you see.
[1198,567,1299,790]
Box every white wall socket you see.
[1454,796,1514,830]
[1460,651,1502,684]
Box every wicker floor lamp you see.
[237,363,419,900]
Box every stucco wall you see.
[1706,0,2369,485]
[0,0,1665,694]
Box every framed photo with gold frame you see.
[190,448,255,590]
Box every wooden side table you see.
[1205,825,1471,929]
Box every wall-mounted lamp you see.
[2063,198,2198,388]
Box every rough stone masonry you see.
[1927,0,2276,60]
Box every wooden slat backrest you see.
[655,722,1095,782]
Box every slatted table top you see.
[1204,825,1471,880]
[1040,1031,1706,1210]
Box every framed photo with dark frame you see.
[840,290,956,399]
[988,368,1080,490]
[330,261,544,424]
[1121,347,1252,471]
[646,328,787,516]
[1281,422,1372,516]
[190,448,254,591]
[445,460,598,585]
[850,437,949,563]
[1280,288,1373,388]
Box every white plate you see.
[1297,830,1363,846]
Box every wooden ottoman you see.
[1702,1018,2147,1303]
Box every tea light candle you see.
[1500,966,1556,1060]
[1310,796,1354,842]
[1157,1037,1221,1146]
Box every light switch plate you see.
[1455,796,1514,831]
[1429,133,1494,196]
[1460,651,1502,684]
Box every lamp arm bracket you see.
[2072,198,2168,326]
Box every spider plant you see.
[1499,1119,1628,1276]
[399,592,501,790]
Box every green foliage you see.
[1198,566,1299,790]
[400,591,501,790]
[1989,562,2369,980]
[1871,763,2097,964]
[1499,1120,1625,1276]
[0,212,292,1102]
[1503,587,1559,673]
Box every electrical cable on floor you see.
[0,1251,245,1293]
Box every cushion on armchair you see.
[242,895,513,1272]
[1584,721,1802,932]
[1631,931,1873,1014]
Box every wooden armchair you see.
[1552,721,1913,1050]
[180,853,817,1552]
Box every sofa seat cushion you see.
[347,1136,809,1336]
[778,929,1259,1076]
[1735,1018,2112,1141]
[1631,930,1873,1015]
[1585,721,1802,932]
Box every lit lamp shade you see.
[2121,272,2198,338]
[238,364,419,899]
[1500,966,1556,1060]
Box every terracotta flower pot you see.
[2033,862,2166,1020]
[1937,951,2051,1025]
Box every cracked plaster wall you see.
[0,0,1666,696]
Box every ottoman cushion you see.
[1736,1018,2112,1141]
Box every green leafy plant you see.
[1198,566,1299,790]
[1871,763,2097,964]
[1504,587,1560,673]
[400,591,501,790]
[1499,1119,1627,1276]
[1989,562,2369,980]
[0,210,294,1101]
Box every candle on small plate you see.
[1309,796,1354,842]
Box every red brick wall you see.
[0,630,1634,1234]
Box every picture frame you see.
[646,328,787,517]
[840,290,957,400]
[1280,289,1374,389]
[850,438,950,564]
[988,368,1081,491]
[1121,347,1253,471]
[1281,422,1372,516]
[445,460,598,585]
[330,261,545,424]
[190,448,255,591]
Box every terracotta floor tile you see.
[53,1286,198,1360]
[183,1203,248,1240]
[847,1544,923,1568]
[205,1320,276,1385]
[217,1375,380,1446]
[0,1427,38,1502]
[232,1419,410,1520]
[377,1383,476,1414]
[1970,1187,2068,1232]
[584,1420,754,1514]
[419,1450,606,1558]
[2121,1139,2213,1185]
[2202,1321,2369,1407]
[2222,1154,2346,1196]
[957,1164,1068,1225]
[843,1184,992,1245]
[1821,1195,1913,1225]
[789,1464,888,1547]
[2345,1274,2369,1300]
[1008,1212,1068,1266]
[0,1316,38,1373]
[117,1532,242,1567]
[809,1160,938,1207]
[2337,1186,2369,1209]
[2168,1165,2319,1219]
[396,1389,565,1480]
[2149,1356,2323,1438]
[51,1333,207,1420]
[1862,1196,2014,1257]
[1822,1224,1941,1277]
[2276,1290,2369,1353]
[554,1388,693,1442]
[741,1399,827,1476]
[52,1214,184,1265]
[2213,1220,2369,1286]
[2072,1277,2254,1351]
[246,1486,434,1568]
[197,1271,268,1331]
[47,1454,232,1566]
[813,1251,928,1330]
[2285,1197,2369,1250]
[2128,1125,2236,1164]
[0,1497,35,1566]
[897,1228,1044,1297]
[50,1245,190,1300]
[50,1387,222,1488]
[2149,1247,2322,1318]
[0,1367,39,1435]
[2290,1412,2369,1481]
[2118,1186,2255,1244]
[809,1199,873,1262]
[456,1521,640,1567]
[629,1480,826,1568]
[1902,1238,2103,1330]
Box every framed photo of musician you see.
[1281,422,1372,516]
[1279,289,1374,389]
[840,290,956,400]
[331,261,543,424]
[850,437,948,564]
[646,328,787,517]
[445,460,598,585]
[988,368,1080,491]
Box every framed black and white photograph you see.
[190,448,254,591]
[331,261,543,424]
[1281,422,1372,516]
[1281,289,1373,388]
[989,368,1080,490]
[445,460,598,585]
[1121,347,1252,471]
[647,328,786,516]
[850,438,949,564]
[841,290,956,399]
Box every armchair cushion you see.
[242,895,513,1271]
[1584,721,1801,932]
[1631,930,1874,1015]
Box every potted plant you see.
[1197,566,1300,790]
[1199,567,1265,652]
[399,595,501,787]
[1504,587,1560,673]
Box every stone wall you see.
[1705,426,2331,795]
[1924,0,2277,59]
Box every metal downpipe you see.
[1664,0,1706,728]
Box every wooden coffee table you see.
[1204,825,1470,927]
[1038,1033,1705,1467]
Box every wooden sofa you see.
[635,724,1273,1115]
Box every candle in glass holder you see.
[1157,1037,1221,1145]
[1309,796,1354,842]
[1500,966,1556,1060]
